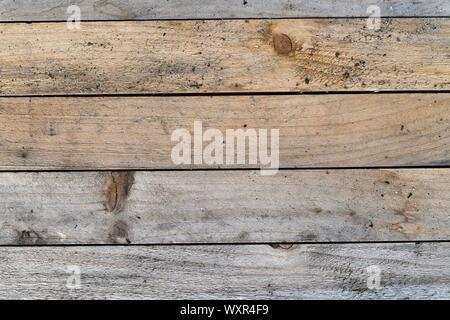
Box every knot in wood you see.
[273,33,293,55]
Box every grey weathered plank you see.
[0,0,449,21]
[1,94,449,170]
[1,243,449,299]
[0,19,449,95]
[1,169,449,244]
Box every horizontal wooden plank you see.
[0,94,449,170]
[0,19,449,95]
[1,169,449,244]
[1,0,449,21]
[1,243,449,299]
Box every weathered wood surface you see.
[0,19,449,95]
[1,0,449,21]
[1,169,449,244]
[1,243,449,299]
[0,94,449,170]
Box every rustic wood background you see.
[0,0,449,300]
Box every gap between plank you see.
[1,166,450,173]
[1,90,450,98]
[1,16,450,24]
[2,239,450,248]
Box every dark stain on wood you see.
[16,230,46,245]
[93,0,132,20]
[238,231,250,240]
[104,171,135,213]
[270,243,294,250]
[109,220,132,244]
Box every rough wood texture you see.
[1,169,449,244]
[1,243,449,299]
[0,94,449,170]
[0,19,449,95]
[1,0,449,21]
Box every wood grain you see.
[1,169,449,244]
[1,2,449,302]
[0,19,449,95]
[1,94,449,170]
[1,0,449,21]
[1,243,449,299]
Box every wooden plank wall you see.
[0,1,449,300]
[1,169,450,244]
[1,0,450,20]
[2,244,450,299]
[1,19,449,94]
[1,94,448,169]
